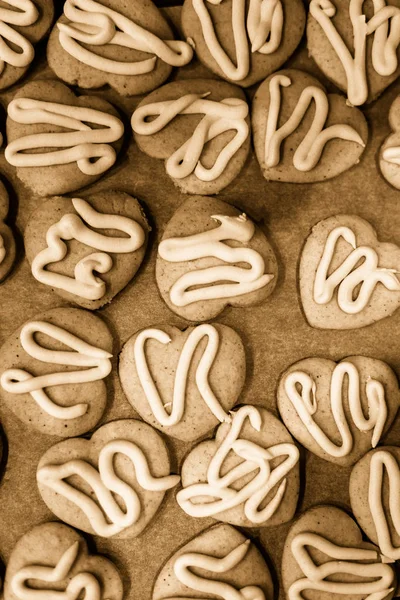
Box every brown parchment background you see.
[2,5,400,599]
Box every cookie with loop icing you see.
[252,69,368,183]
[47,0,193,96]
[379,95,400,189]
[181,0,305,87]
[5,79,124,196]
[131,79,251,195]
[4,521,123,600]
[0,178,16,283]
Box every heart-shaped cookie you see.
[252,69,368,183]
[181,0,305,87]
[177,404,300,527]
[47,0,193,96]
[156,196,278,322]
[4,521,123,600]
[37,419,180,538]
[24,192,150,310]
[278,355,400,467]
[119,323,246,442]
[350,446,400,561]
[0,178,16,283]
[299,214,400,329]
[282,505,396,600]
[153,524,274,600]
[0,307,113,437]
[5,79,124,196]
[131,79,251,195]
[379,95,400,190]
[307,0,400,105]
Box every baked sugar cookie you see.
[282,505,396,600]
[0,307,113,437]
[156,196,278,321]
[4,522,123,600]
[252,69,368,183]
[300,214,400,329]
[307,0,400,106]
[153,524,274,600]
[0,179,16,283]
[350,446,400,561]
[119,323,245,442]
[5,79,124,196]
[24,192,149,309]
[0,0,54,91]
[181,0,305,87]
[379,95,400,190]
[278,356,400,467]
[47,0,193,96]
[131,79,251,195]
[37,419,180,538]
[177,404,300,527]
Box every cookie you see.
[307,0,400,106]
[47,0,193,96]
[0,179,16,283]
[278,355,400,467]
[252,69,368,183]
[36,419,180,538]
[181,0,305,87]
[379,95,400,190]
[5,79,124,196]
[177,404,300,527]
[119,323,246,442]
[131,79,250,195]
[4,521,123,600]
[0,307,113,437]
[299,214,400,329]
[0,0,54,91]
[282,505,396,600]
[350,446,400,561]
[153,524,274,600]
[24,192,150,310]
[156,196,278,322]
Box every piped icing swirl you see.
[0,0,38,75]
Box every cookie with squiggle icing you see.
[282,505,396,600]
[300,214,400,329]
[156,196,278,322]
[131,79,251,195]
[5,79,124,196]
[47,0,193,96]
[181,0,305,87]
[177,404,300,527]
[37,419,180,538]
[379,95,400,190]
[252,69,368,183]
[153,524,274,600]
[278,355,400,467]
[0,178,16,283]
[4,521,123,600]
[24,192,150,309]
[0,306,113,437]
[119,322,246,442]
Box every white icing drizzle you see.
[313,225,400,314]
[0,0,38,75]
[0,233,5,265]
[133,324,231,426]
[158,213,273,307]
[10,541,104,600]
[177,405,299,522]
[162,540,266,600]
[5,98,124,174]
[288,531,395,600]
[283,361,387,457]
[31,198,145,300]
[58,0,193,75]
[0,320,112,420]
[131,92,249,182]
[191,0,283,81]
[368,449,400,560]
[310,0,400,106]
[264,74,365,171]
[37,438,180,537]
[382,145,400,165]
